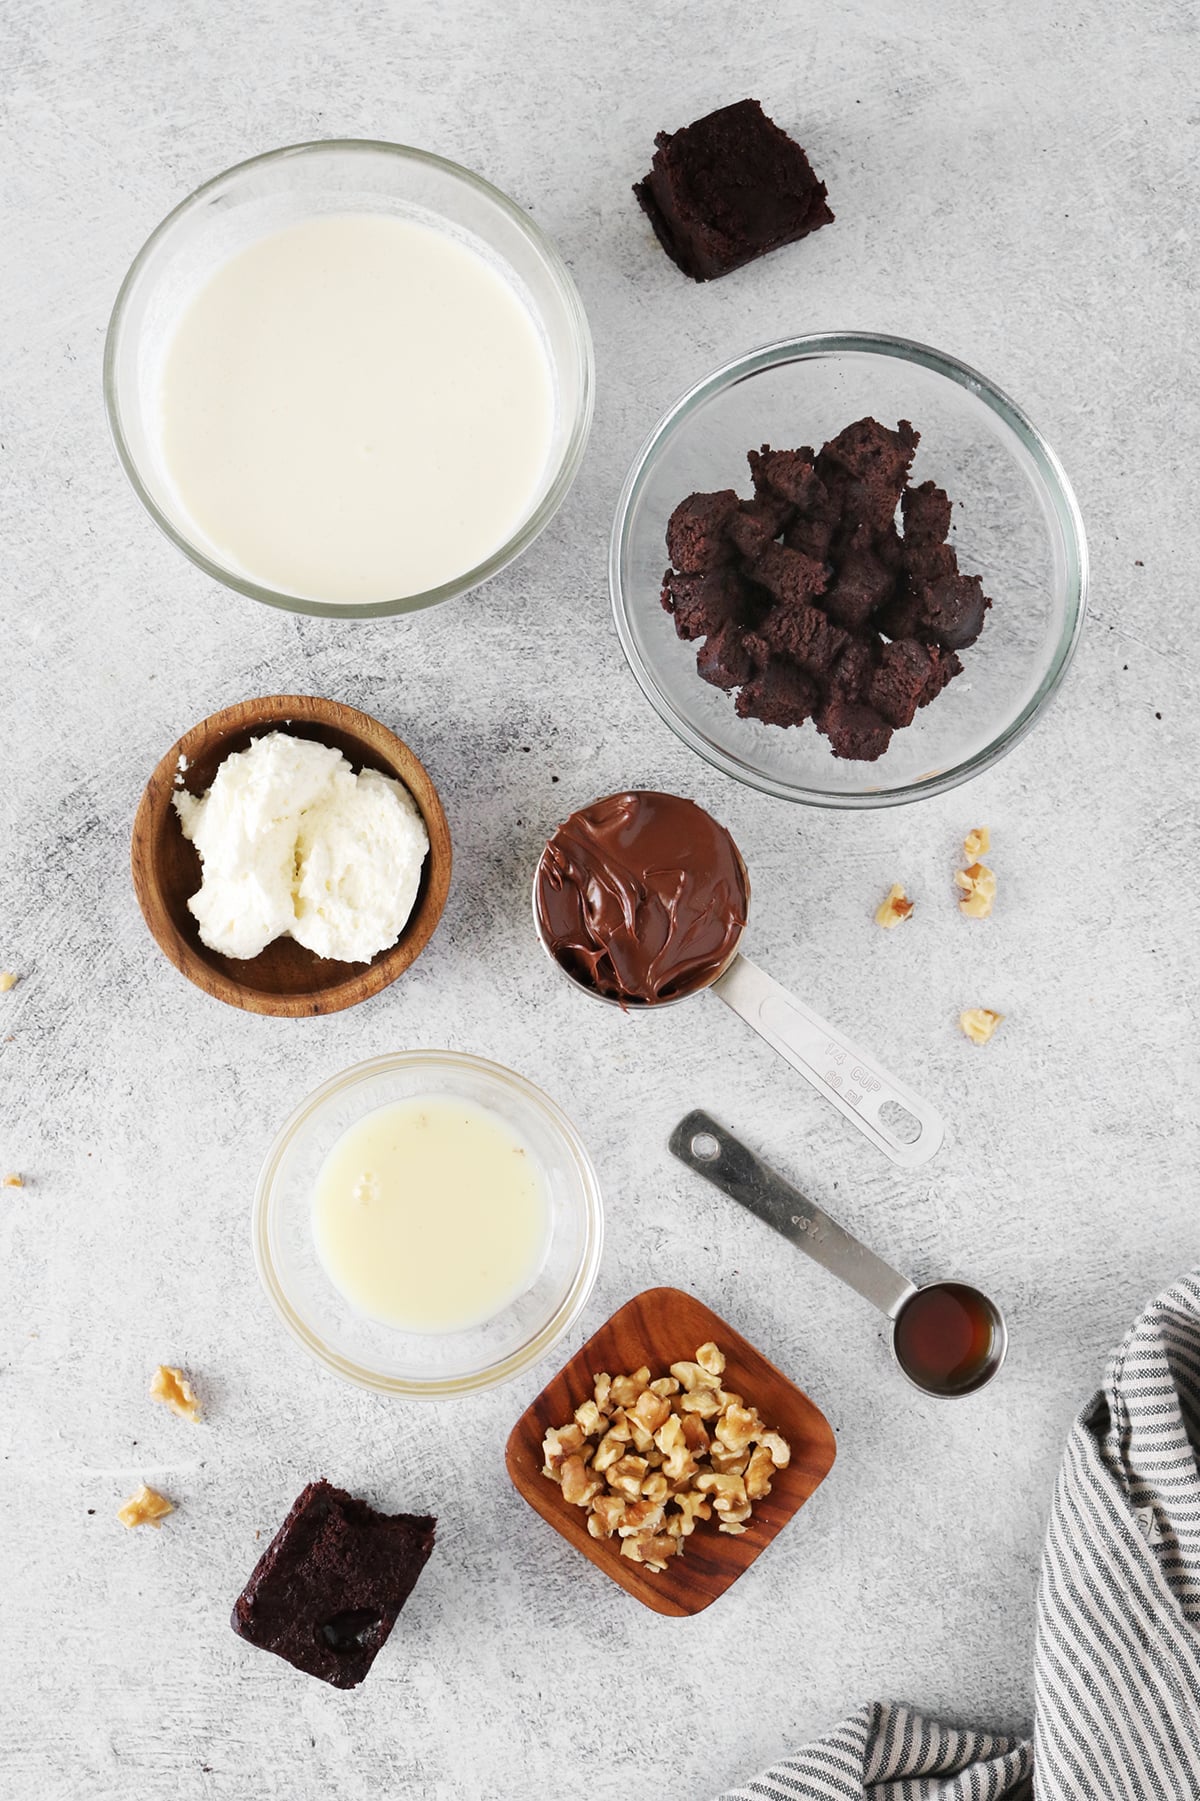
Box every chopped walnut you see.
[955,862,996,919]
[0,971,17,992]
[963,826,991,860]
[149,1365,201,1423]
[875,883,914,929]
[117,1483,174,1529]
[960,1007,1004,1046]
[539,1342,790,1574]
[2,1173,24,1188]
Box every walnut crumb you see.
[875,884,914,929]
[2,1173,23,1188]
[0,971,18,992]
[963,827,990,860]
[960,1008,1004,1046]
[955,862,996,919]
[149,1364,201,1423]
[117,1483,174,1529]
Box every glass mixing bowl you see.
[253,1051,604,1398]
[104,140,593,618]
[611,333,1087,807]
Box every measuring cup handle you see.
[669,1111,917,1317]
[708,954,945,1168]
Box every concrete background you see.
[2,1,1197,1796]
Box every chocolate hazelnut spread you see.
[534,791,749,1005]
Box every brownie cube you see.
[660,567,751,641]
[748,540,829,608]
[817,417,919,530]
[901,479,953,546]
[918,645,963,706]
[665,490,740,573]
[230,1480,436,1689]
[783,510,837,564]
[735,656,821,728]
[726,493,794,561]
[634,99,833,282]
[867,638,941,729]
[919,571,991,650]
[815,695,894,762]
[748,444,820,510]
[829,634,880,702]
[696,620,758,690]
[822,545,894,631]
[755,601,849,682]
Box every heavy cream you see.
[312,1096,550,1333]
[174,731,428,962]
[158,213,555,604]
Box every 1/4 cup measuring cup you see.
[671,1110,1006,1397]
[533,790,944,1169]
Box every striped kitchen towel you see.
[719,1270,1200,1800]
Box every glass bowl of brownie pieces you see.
[610,333,1088,807]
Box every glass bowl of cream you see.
[253,1051,604,1397]
[104,140,594,617]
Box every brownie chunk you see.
[230,1480,436,1689]
[658,413,994,762]
[918,571,991,650]
[726,493,794,561]
[697,620,758,690]
[747,540,829,608]
[868,638,944,729]
[822,544,894,631]
[755,601,849,683]
[665,490,740,573]
[735,657,821,728]
[660,566,751,641]
[818,417,919,531]
[748,444,820,510]
[829,634,880,702]
[634,99,833,282]
[816,695,894,761]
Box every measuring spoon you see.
[669,1110,1006,1397]
[532,848,944,1171]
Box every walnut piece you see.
[539,1342,790,1575]
[963,826,991,860]
[955,862,996,919]
[117,1483,174,1529]
[149,1365,201,1423]
[0,971,18,992]
[960,1007,1004,1046]
[875,883,914,929]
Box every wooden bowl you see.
[131,695,451,1017]
[505,1286,836,1616]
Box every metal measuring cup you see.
[670,1110,1006,1397]
[531,837,945,1170]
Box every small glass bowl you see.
[611,333,1088,807]
[104,140,594,618]
[253,1051,604,1398]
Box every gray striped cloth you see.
[719,1270,1200,1800]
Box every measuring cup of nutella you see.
[670,1110,1006,1398]
[532,790,944,1168]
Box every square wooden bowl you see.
[505,1286,836,1616]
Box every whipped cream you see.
[174,731,429,963]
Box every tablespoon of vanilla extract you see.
[670,1110,1006,1397]
[532,790,944,1169]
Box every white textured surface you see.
[2,2,1198,1796]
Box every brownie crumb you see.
[634,99,833,281]
[659,415,994,760]
[230,1479,435,1689]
